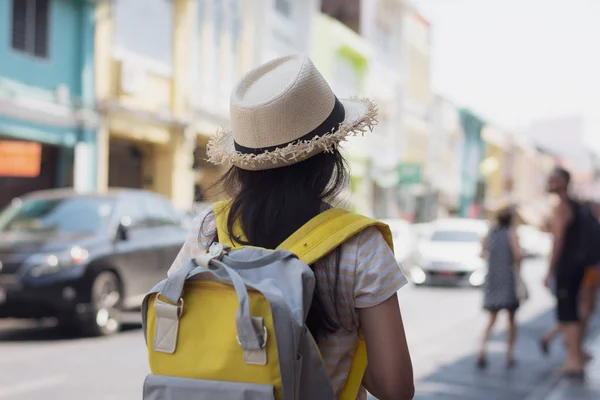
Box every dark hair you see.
[201,149,351,340]
[496,207,513,228]
[554,167,571,185]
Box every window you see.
[11,0,50,58]
[114,0,173,69]
[275,0,291,17]
[430,230,482,243]
[228,0,242,94]
[0,197,115,235]
[212,0,223,97]
[119,197,152,229]
[142,195,181,228]
[332,55,360,98]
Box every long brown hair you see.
[201,149,351,340]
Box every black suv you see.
[0,188,187,336]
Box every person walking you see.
[478,206,524,368]
[540,200,600,362]
[167,55,414,400]
[544,167,586,377]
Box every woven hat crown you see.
[230,55,337,150]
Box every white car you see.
[381,219,417,266]
[408,218,489,287]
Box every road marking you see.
[0,375,67,399]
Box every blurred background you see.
[0,0,599,399]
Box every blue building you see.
[0,0,97,208]
[459,109,486,218]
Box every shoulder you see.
[342,226,407,307]
[342,225,389,251]
[555,200,573,222]
[556,199,573,214]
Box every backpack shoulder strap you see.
[277,207,394,265]
[215,202,393,261]
[277,208,393,400]
[213,202,393,400]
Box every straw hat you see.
[206,55,378,171]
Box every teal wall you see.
[459,109,486,218]
[0,0,90,97]
[0,0,97,189]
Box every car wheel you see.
[82,271,123,337]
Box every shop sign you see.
[397,163,422,185]
[0,141,41,178]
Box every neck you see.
[558,191,569,201]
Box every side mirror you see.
[116,216,131,242]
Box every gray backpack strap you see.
[152,259,195,354]
[153,244,226,354]
[153,244,267,364]
[210,258,268,365]
[160,243,227,303]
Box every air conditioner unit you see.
[120,60,146,95]
[56,84,71,105]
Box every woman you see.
[168,55,414,400]
[478,206,524,368]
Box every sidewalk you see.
[541,333,600,400]
[382,309,599,400]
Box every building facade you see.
[0,0,98,208]
[359,0,405,219]
[398,5,433,222]
[426,95,463,219]
[481,124,512,213]
[190,0,320,203]
[311,11,373,215]
[94,0,195,210]
[459,109,486,218]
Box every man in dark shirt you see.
[545,167,585,376]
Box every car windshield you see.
[430,229,481,243]
[0,196,116,235]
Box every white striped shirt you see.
[168,209,408,399]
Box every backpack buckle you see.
[154,295,184,318]
[237,323,268,366]
[154,293,184,318]
[236,325,268,349]
[153,296,185,354]
[195,243,229,268]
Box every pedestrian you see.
[167,55,415,400]
[541,200,600,361]
[540,268,598,362]
[477,205,524,368]
[543,167,586,377]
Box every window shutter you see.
[34,0,50,58]
[11,0,28,52]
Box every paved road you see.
[0,258,568,399]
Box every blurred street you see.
[2,257,594,400]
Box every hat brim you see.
[206,97,378,171]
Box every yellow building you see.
[401,10,432,169]
[312,13,372,214]
[94,0,195,210]
[481,125,512,212]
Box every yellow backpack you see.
[142,202,394,400]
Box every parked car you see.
[412,223,432,241]
[0,188,187,336]
[408,218,488,287]
[381,219,417,266]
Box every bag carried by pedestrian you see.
[141,201,394,400]
[514,265,528,302]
